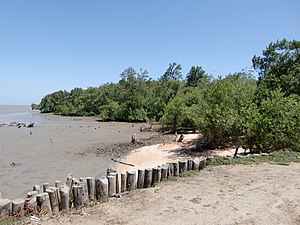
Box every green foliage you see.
[36,40,300,154]
[256,90,300,152]
[186,66,211,87]
[37,65,185,122]
[161,62,183,80]
[253,39,300,101]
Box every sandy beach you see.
[0,114,160,199]
[31,163,300,225]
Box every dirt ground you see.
[24,162,300,225]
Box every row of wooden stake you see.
[0,157,206,217]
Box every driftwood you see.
[111,158,135,167]
[0,121,34,128]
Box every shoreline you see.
[0,116,163,200]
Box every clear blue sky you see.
[0,0,299,105]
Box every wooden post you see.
[116,173,120,194]
[107,175,116,197]
[46,188,59,213]
[11,199,24,216]
[179,160,187,174]
[0,199,11,216]
[172,162,179,176]
[199,157,206,169]
[33,185,41,194]
[36,193,52,214]
[55,181,62,188]
[187,159,194,171]
[66,173,73,188]
[144,168,152,188]
[0,191,1,199]
[193,157,200,170]
[121,173,126,193]
[126,171,136,191]
[95,177,108,202]
[72,177,80,186]
[169,163,174,176]
[43,183,49,192]
[72,185,84,207]
[86,177,95,201]
[27,191,38,199]
[164,163,171,177]
[59,185,70,211]
[79,178,89,203]
[137,169,145,189]
[152,167,161,186]
[24,197,37,213]
[161,166,168,181]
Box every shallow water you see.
[0,105,148,199]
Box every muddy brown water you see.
[0,109,153,199]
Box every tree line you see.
[34,39,300,153]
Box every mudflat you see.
[33,163,300,225]
[0,114,157,199]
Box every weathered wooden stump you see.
[33,185,41,194]
[192,157,200,170]
[161,166,168,181]
[179,160,187,174]
[36,193,52,214]
[199,157,206,169]
[55,181,62,188]
[72,185,84,207]
[24,197,37,213]
[152,167,162,186]
[72,177,80,186]
[95,177,108,202]
[144,168,153,188]
[43,183,49,192]
[59,185,70,211]
[27,191,38,199]
[0,199,11,216]
[121,173,126,192]
[66,173,73,188]
[137,169,145,189]
[79,177,89,202]
[46,188,59,213]
[126,171,136,191]
[172,162,179,176]
[169,163,174,176]
[107,175,116,197]
[115,173,120,194]
[11,199,24,216]
[86,177,95,201]
[187,159,194,171]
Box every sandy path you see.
[116,134,200,173]
[32,163,300,225]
